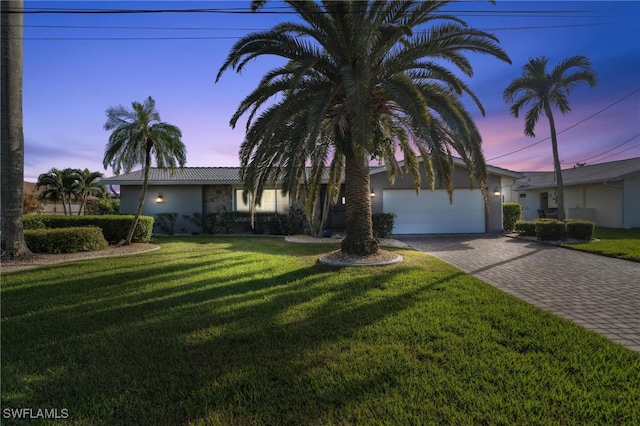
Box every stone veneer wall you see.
[203,185,233,214]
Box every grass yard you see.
[562,227,640,262]
[2,236,639,425]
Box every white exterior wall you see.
[623,175,640,227]
[582,184,621,228]
[519,182,630,228]
[518,190,553,221]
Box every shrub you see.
[155,213,178,235]
[535,219,566,241]
[24,226,108,253]
[372,213,396,238]
[216,211,238,233]
[514,220,536,236]
[23,215,154,243]
[184,212,217,234]
[503,202,522,231]
[565,219,595,240]
[23,215,46,230]
[90,198,120,215]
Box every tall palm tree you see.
[217,0,510,255]
[1,0,32,259]
[103,96,186,244]
[73,168,105,215]
[503,55,596,221]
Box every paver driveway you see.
[396,234,640,352]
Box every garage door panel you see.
[383,189,484,234]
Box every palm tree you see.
[503,55,596,221]
[1,0,32,259]
[217,0,510,255]
[36,168,68,214]
[103,96,186,244]
[60,167,79,214]
[73,168,105,215]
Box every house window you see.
[235,189,290,214]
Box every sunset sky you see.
[20,1,640,182]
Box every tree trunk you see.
[79,195,87,215]
[125,141,152,244]
[340,148,378,255]
[545,105,565,221]
[1,0,32,259]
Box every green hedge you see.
[372,213,396,238]
[24,226,108,253]
[23,215,154,243]
[535,219,566,241]
[514,220,536,236]
[565,219,595,240]
[502,202,522,231]
[514,218,595,241]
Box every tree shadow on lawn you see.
[4,241,460,424]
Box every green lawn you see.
[2,236,639,425]
[562,228,640,262]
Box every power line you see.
[19,23,610,41]
[8,7,607,15]
[590,143,640,163]
[569,134,640,164]
[487,88,640,161]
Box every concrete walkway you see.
[396,234,640,352]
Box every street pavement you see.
[396,234,640,352]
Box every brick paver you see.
[396,234,640,352]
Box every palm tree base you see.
[319,248,402,267]
[340,236,379,256]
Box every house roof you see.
[102,157,522,186]
[100,167,243,185]
[369,156,522,179]
[515,157,640,190]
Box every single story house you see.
[100,158,522,235]
[513,157,640,228]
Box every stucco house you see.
[100,158,522,235]
[512,157,640,228]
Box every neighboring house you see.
[514,157,640,228]
[100,158,522,235]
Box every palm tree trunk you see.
[1,0,32,259]
[545,105,565,221]
[60,193,68,215]
[78,196,86,215]
[125,141,152,244]
[340,148,378,255]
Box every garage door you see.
[383,189,485,234]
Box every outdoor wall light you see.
[155,193,164,203]
[493,187,501,196]
[370,188,375,197]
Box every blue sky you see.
[21,1,640,181]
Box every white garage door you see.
[383,189,485,234]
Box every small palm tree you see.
[217,0,511,256]
[73,168,105,215]
[504,55,596,221]
[36,168,70,215]
[103,96,186,244]
[60,167,79,214]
